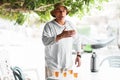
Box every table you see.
[47,52,120,80]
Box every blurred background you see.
[0,0,120,80]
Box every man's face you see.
[54,6,67,20]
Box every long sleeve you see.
[42,23,56,46]
[73,32,81,52]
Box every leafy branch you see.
[0,0,110,25]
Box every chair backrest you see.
[100,56,120,68]
[108,56,120,68]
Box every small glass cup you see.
[68,69,73,75]
[73,66,79,79]
[73,72,78,78]
[53,70,60,78]
[63,71,67,78]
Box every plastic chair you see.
[100,56,120,68]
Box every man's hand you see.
[56,29,76,42]
[61,29,76,38]
[75,55,81,67]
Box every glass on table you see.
[53,70,60,78]
[73,67,79,79]
[68,69,73,75]
[63,71,67,78]
[73,72,78,78]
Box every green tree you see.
[0,0,110,25]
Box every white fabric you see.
[42,20,81,70]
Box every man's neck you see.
[55,19,65,25]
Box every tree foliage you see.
[0,0,109,25]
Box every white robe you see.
[42,20,81,70]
